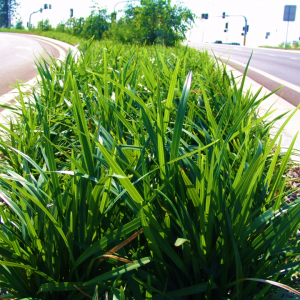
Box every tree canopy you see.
[108,0,195,46]
[0,0,19,27]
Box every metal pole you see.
[28,9,42,29]
[243,16,247,46]
[202,20,205,43]
[226,25,228,44]
[223,15,248,46]
[285,21,289,49]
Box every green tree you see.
[0,0,19,27]
[81,9,110,40]
[108,0,195,46]
[59,10,109,40]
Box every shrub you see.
[37,18,52,31]
[293,41,300,49]
[286,42,292,49]
[0,40,299,299]
[56,22,66,33]
[15,19,23,29]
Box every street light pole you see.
[114,0,141,21]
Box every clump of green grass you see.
[0,39,299,299]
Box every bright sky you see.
[15,0,300,47]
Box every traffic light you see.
[243,25,249,32]
[222,12,226,18]
[265,32,270,39]
[40,8,43,13]
[49,4,52,9]
[241,33,244,36]
[224,22,228,32]
[44,4,48,9]
[201,13,208,19]
[70,8,73,18]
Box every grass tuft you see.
[0,39,299,299]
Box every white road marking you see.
[186,42,300,55]
[226,58,300,93]
[15,46,32,51]
[290,57,300,60]
[28,36,66,62]
[0,35,75,105]
[15,54,33,62]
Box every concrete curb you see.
[226,64,300,162]
[195,42,300,55]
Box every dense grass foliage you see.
[0,39,300,300]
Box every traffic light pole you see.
[224,15,248,46]
[204,14,248,46]
[28,9,42,29]
[202,20,205,43]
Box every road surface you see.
[188,43,300,107]
[0,33,63,96]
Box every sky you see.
[14,0,300,47]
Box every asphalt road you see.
[188,43,300,106]
[0,33,61,96]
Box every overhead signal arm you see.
[224,14,248,46]
[202,13,248,45]
[28,8,43,29]
[28,4,52,29]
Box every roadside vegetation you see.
[0,0,195,47]
[1,0,300,299]
[259,41,300,50]
[0,37,299,299]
